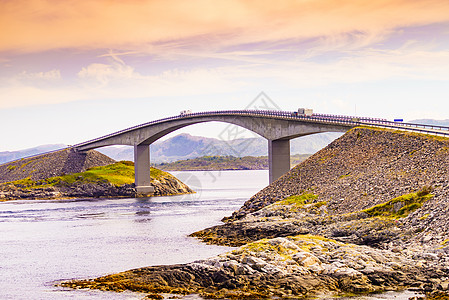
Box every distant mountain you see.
[98,132,342,163]
[0,132,341,165]
[409,119,449,127]
[0,144,66,164]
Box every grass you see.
[339,173,351,179]
[262,193,321,214]
[7,165,17,171]
[1,161,171,189]
[362,186,434,219]
[313,201,327,208]
[276,193,318,206]
[419,214,430,220]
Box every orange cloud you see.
[1,0,448,54]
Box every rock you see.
[241,256,267,270]
[292,251,321,267]
[440,281,449,291]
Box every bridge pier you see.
[134,144,154,196]
[268,139,291,184]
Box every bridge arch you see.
[75,111,355,195]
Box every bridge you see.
[73,110,449,195]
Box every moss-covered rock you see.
[61,234,444,299]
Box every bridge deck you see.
[73,110,449,150]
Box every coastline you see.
[58,128,449,299]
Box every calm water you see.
[0,170,422,299]
[0,170,268,299]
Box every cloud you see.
[78,62,137,86]
[2,38,448,110]
[0,85,79,109]
[1,0,449,55]
[17,69,61,80]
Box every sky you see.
[1,0,449,151]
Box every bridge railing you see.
[73,109,449,149]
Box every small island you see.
[0,149,193,201]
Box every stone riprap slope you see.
[234,127,449,218]
[189,127,449,255]
[0,149,115,183]
[220,127,449,246]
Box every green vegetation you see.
[19,159,37,169]
[1,161,170,189]
[339,173,351,179]
[420,214,430,220]
[290,234,339,244]
[240,237,300,260]
[263,193,322,214]
[290,154,312,166]
[156,155,268,171]
[155,154,311,171]
[6,165,17,171]
[276,193,318,206]
[363,186,434,219]
[313,201,327,208]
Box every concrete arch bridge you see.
[74,110,449,195]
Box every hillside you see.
[0,161,192,200]
[0,150,193,200]
[155,154,311,171]
[0,148,115,184]
[232,127,449,219]
[0,144,66,164]
[193,127,449,250]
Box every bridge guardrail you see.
[72,109,449,149]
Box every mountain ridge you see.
[0,133,341,164]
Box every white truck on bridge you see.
[293,108,313,117]
[180,110,192,116]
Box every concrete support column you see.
[134,144,154,196]
[268,139,291,184]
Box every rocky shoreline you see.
[62,234,448,299]
[0,175,193,201]
[60,128,449,299]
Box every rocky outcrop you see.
[62,235,449,299]
[0,177,192,200]
[0,149,193,200]
[0,149,115,183]
[222,128,449,248]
